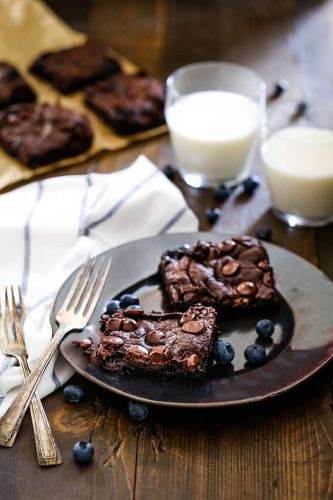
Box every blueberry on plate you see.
[163,164,176,180]
[119,294,140,308]
[106,300,121,315]
[206,207,221,224]
[63,385,85,403]
[242,176,260,194]
[213,340,235,366]
[256,319,275,339]
[213,184,232,203]
[255,225,272,241]
[244,344,267,365]
[72,440,94,463]
[128,400,148,422]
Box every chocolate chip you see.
[222,260,240,277]
[186,354,200,369]
[149,346,170,365]
[258,259,270,271]
[124,307,144,317]
[219,240,236,253]
[179,312,196,325]
[263,272,274,287]
[72,338,91,350]
[182,321,205,334]
[107,317,122,331]
[103,336,124,347]
[127,345,149,358]
[122,318,139,332]
[145,330,165,344]
[237,281,257,297]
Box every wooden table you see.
[2,1,333,498]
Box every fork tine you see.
[60,257,91,312]
[71,257,96,313]
[18,286,26,321]
[4,288,14,343]
[83,257,112,318]
[79,257,105,314]
[11,287,24,344]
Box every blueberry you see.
[128,400,148,422]
[213,340,235,366]
[213,185,232,203]
[255,225,272,241]
[206,207,221,224]
[119,294,140,309]
[106,300,121,315]
[63,385,85,403]
[244,344,267,365]
[163,164,176,180]
[72,440,94,463]
[242,176,260,194]
[270,79,289,99]
[256,319,275,339]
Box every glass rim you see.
[166,61,266,92]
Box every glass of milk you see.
[261,100,333,227]
[165,62,266,188]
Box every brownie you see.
[73,305,217,376]
[30,40,121,94]
[0,62,36,110]
[0,103,93,167]
[84,73,165,134]
[159,237,278,311]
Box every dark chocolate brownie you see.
[0,62,36,109]
[73,305,217,376]
[84,73,165,134]
[30,40,121,94]
[0,103,93,167]
[159,237,278,311]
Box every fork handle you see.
[19,356,63,466]
[0,324,70,447]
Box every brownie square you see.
[0,103,93,167]
[30,40,121,94]
[84,73,165,134]
[0,62,36,110]
[159,237,278,311]
[73,305,217,376]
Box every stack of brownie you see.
[0,40,165,168]
[74,236,278,378]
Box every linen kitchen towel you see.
[0,155,198,415]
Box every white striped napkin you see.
[0,155,198,416]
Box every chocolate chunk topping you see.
[145,330,165,344]
[182,321,205,334]
[102,336,124,347]
[222,260,240,277]
[72,338,92,350]
[107,317,122,331]
[124,308,144,317]
[179,312,196,325]
[219,240,236,253]
[263,273,274,286]
[149,346,170,365]
[258,259,270,271]
[122,318,139,332]
[186,354,200,369]
[237,281,257,297]
[127,345,149,358]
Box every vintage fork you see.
[0,256,111,448]
[0,287,62,465]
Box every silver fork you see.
[0,256,112,448]
[0,287,62,465]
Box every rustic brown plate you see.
[53,232,333,408]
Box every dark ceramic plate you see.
[53,232,333,408]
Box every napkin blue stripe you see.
[82,169,159,235]
[159,206,188,234]
[21,182,44,296]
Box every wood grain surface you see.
[1,1,333,499]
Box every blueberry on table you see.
[255,225,272,241]
[244,344,267,365]
[213,340,235,366]
[63,385,85,403]
[119,294,140,308]
[256,319,275,339]
[269,79,289,100]
[72,440,94,463]
[163,164,176,180]
[106,299,121,315]
[242,176,260,194]
[213,184,232,203]
[206,207,221,224]
[128,400,148,422]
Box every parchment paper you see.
[0,0,167,189]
